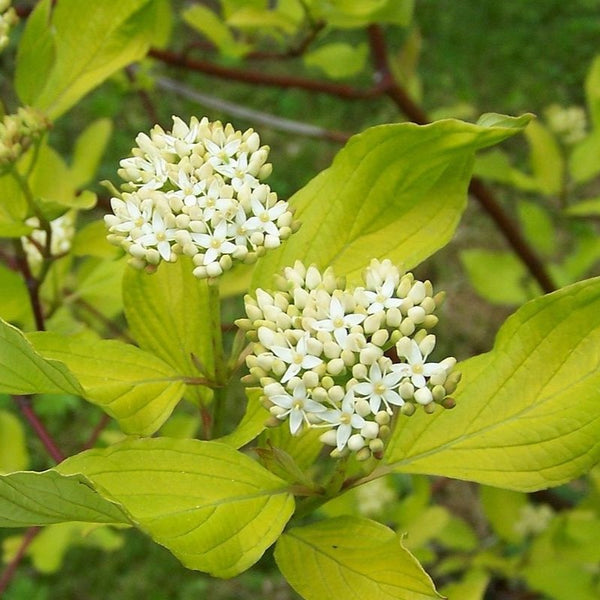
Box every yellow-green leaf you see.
[16,0,161,119]
[0,470,130,527]
[28,332,186,435]
[123,257,215,405]
[0,318,83,396]
[253,115,532,288]
[385,277,600,491]
[275,516,441,600]
[58,437,295,577]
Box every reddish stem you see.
[13,396,64,463]
[0,527,41,596]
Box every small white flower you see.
[269,383,327,435]
[205,137,241,167]
[136,210,177,260]
[215,153,259,190]
[394,337,443,388]
[108,196,152,235]
[314,296,366,347]
[353,361,403,413]
[270,333,323,383]
[319,389,365,451]
[363,277,403,314]
[190,219,237,265]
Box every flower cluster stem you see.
[208,280,228,438]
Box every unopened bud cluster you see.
[238,259,460,460]
[0,0,17,51]
[21,212,75,272]
[0,107,49,169]
[104,116,298,278]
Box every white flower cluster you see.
[238,259,460,460]
[21,212,75,272]
[0,107,48,170]
[104,116,297,278]
[0,0,17,52]
[545,104,587,145]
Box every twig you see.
[149,48,385,100]
[153,75,349,143]
[0,527,41,596]
[125,66,162,126]
[12,396,64,463]
[82,413,111,450]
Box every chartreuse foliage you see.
[1,2,600,596]
[27,332,187,435]
[253,114,532,287]
[275,517,440,600]
[15,0,169,120]
[385,276,600,490]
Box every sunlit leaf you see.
[253,115,532,288]
[386,277,600,491]
[0,318,83,396]
[0,470,129,527]
[275,516,441,599]
[58,437,295,577]
[123,257,215,405]
[16,0,161,119]
[28,332,186,435]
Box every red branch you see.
[13,396,64,463]
[0,527,41,596]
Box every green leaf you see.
[308,0,411,28]
[385,277,600,491]
[70,118,113,189]
[30,142,96,211]
[218,388,266,448]
[275,516,441,600]
[227,7,299,35]
[0,470,130,527]
[524,120,564,195]
[473,149,539,191]
[0,410,29,472]
[479,486,527,544]
[252,115,532,288]
[28,332,186,435]
[0,264,33,326]
[123,257,215,405]
[569,131,600,183]
[16,0,160,120]
[517,199,555,256]
[439,570,489,600]
[72,221,122,258]
[0,173,29,235]
[460,249,534,305]
[304,42,369,79]
[585,55,600,130]
[182,5,249,58]
[565,196,600,217]
[58,437,295,577]
[14,0,56,107]
[70,257,126,319]
[0,318,83,396]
